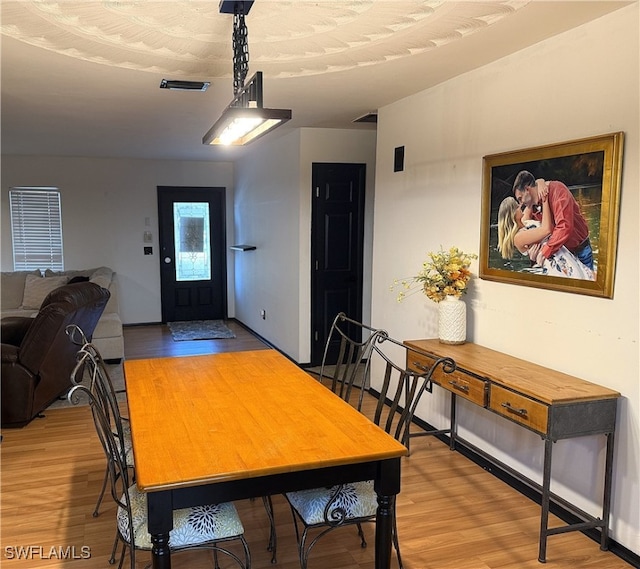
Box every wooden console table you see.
[403,339,620,563]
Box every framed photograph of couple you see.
[480,131,624,298]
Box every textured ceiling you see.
[0,1,631,161]
[1,1,529,77]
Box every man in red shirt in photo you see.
[512,170,594,270]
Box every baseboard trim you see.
[230,319,291,358]
[369,388,639,568]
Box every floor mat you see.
[167,320,236,341]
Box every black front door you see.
[157,186,226,323]
[311,163,366,365]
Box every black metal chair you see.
[284,327,456,569]
[67,380,251,569]
[67,324,132,518]
[308,312,389,410]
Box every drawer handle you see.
[448,380,469,394]
[412,361,431,373]
[501,402,528,418]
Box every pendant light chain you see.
[232,11,249,95]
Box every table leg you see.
[147,492,173,569]
[151,533,171,569]
[538,437,554,563]
[600,431,616,551]
[375,494,393,569]
[375,459,401,569]
[449,392,457,450]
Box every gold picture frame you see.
[480,132,624,298]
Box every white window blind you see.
[9,188,64,271]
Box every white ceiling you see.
[0,1,631,162]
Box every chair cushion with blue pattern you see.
[117,485,245,550]
[286,480,377,526]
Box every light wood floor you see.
[0,323,632,569]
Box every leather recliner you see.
[1,282,111,428]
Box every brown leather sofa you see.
[1,282,110,428]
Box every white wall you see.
[234,128,377,362]
[372,5,639,554]
[0,156,235,324]
[232,130,303,358]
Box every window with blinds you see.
[9,188,64,271]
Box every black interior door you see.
[157,186,226,323]
[311,163,366,365]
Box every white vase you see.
[438,295,466,345]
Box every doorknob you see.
[164,257,172,264]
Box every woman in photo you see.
[497,180,595,281]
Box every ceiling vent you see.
[160,79,210,91]
[353,112,378,124]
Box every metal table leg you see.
[538,437,554,563]
[600,431,616,551]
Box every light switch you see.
[143,231,152,243]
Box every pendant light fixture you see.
[203,1,291,146]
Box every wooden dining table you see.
[124,349,408,569]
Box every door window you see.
[173,202,211,282]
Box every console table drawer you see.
[490,385,548,434]
[408,351,487,406]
